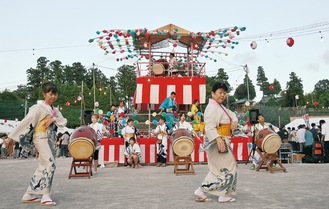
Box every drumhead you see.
[69,137,95,159]
[262,134,282,153]
[172,136,194,156]
[152,63,164,75]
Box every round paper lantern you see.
[295,95,299,100]
[77,96,82,101]
[250,41,257,49]
[187,112,193,117]
[269,85,274,91]
[98,119,102,123]
[197,112,202,116]
[152,112,157,117]
[245,101,250,107]
[313,101,319,107]
[107,111,112,116]
[94,101,99,107]
[134,120,139,124]
[98,109,103,115]
[145,120,150,125]
[119,112,125,117]
[153,120,158,125]
[110,129,115,134]
[132,112,137,117]
[162,112,167,117]
[286,37,294,47]
[121,119,127,125]
[65,101,70,106]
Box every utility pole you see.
[93,63,96,112]
[244,64,250,106]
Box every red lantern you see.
[120,112,125,117]
[110,129,115,134]
[65,101,70,106]
[286,37,294,47]
[269,85,274,91]
[313,101,319,107]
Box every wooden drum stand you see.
[256,147,287,173]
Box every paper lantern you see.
[153,120,158,125]
[269,85,274,91]
[197,112,202,116]
[77,96,82,101]
[152,112,157,117]
[245,101,250,107]
[132,112,137,117]
[98,119,102,123]
[107,111,112,116]
[94,101,99,107]
[121,120,127,125]
[187,112,193,117]
[110,129,115,134]
[145,120,150,125]
[65,101,70,106]
[162,112,167,117]
[119,112,125,117]
[286,37,294,47]
[174,112,178,117]
[98,109,103,115]
[295,95,299,100]
[134,120,139,124]
[250,41,257,49]
[313,101,319,107]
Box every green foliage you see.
[283,72,304,107]
[234,74,256,100]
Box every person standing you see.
[172,112,200,141]
[159,91,177,129]
[310,123,319,142]
[153,117,169,167]
[304,127,314,156]
[296,124,306,153]
[289,127,298,151]
[89,113,108,174]
[0,133,8,159]
[7,82,67,206]
[59,131,69,158]
[194,82,238,203]
[320,120,329,157]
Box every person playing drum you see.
[153,117,170,167]
[194,82,238,203]
[121,118,138,148]
[173,112,200,142]
[250,114,275,170]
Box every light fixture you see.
[319,31,324,42]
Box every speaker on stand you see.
[83,110,93,125]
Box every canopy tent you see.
[284,117,329,129]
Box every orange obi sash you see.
[217,124,231,137]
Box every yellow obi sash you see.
[217,124,231,137]
[34,117,50,134]
[125,133,134,140]
[157,133,167,140]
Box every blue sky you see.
[1,0,329,102]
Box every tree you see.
[313,79,329,105]
[283,72,304,107]
[256,66,269,96]
[214,68,232,93]
[234,74,256,100]
[116,65,136,106]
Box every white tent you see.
[285,117,329,129]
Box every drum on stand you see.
[255,129,281,154]
[171,129,194,156]
[152,63,165,76]
[69,126,97,159]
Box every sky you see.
[1,0,329,102]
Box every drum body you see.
[255,129,281,153]
[171,129,194,156]
[69,126,97,159]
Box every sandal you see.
[21,197,40,203]
[40,200,57,206]
[161,164,166,167]
[195,197,212,202]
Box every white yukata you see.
[199,99,238,197]
[9,102,67,195]
[154,124,169,154]
[252,122,272,165]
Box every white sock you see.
[194,188,207,199]
[22,193,37,200]
[41,193,52,202]
[218,196,232,202]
